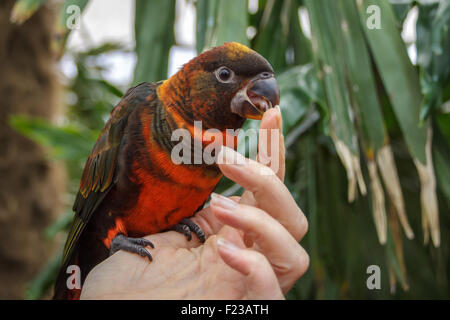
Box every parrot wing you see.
[61,82,155,267]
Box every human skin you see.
[80,107,309,299]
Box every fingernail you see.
[217,237,240,252]
[275,105,283,129]
[218,145,247,166]
[210,192,238,211]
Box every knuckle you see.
[275,244,309,279]
[273,244,309,279]
[277,245,309,279]
[274,261,294,276]
[252,172,278,195]
[295,211,309,241]
[294,247,310,277]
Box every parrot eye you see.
[215,67,234,83]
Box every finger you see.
[257,106,285,182]
[216,237,284,300]
[241,106,286,205]
[240,107,285,206]
[218,147,308,242]
[192,196,241,238]
[210,193,309,293]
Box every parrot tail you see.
[53,254,81,300]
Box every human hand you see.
[80,107,309,299]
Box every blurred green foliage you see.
[10,0,450,299]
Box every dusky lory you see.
[53,42,280,299]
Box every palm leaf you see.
[133,0,176,84]
[357,0,440,247]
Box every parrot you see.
[53,42,280,299]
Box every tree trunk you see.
[0,0,64,299]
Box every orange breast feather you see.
[123,112,221,236]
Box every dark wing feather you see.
[60,83,154,267]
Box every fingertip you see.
[275,105,282,129]
[216,237,251,276]
[217,239,284,300]
[260,108,279,130]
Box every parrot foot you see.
[109,234,155,261]
[173,218,205,243]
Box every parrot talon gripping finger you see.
[110,234,154,261]
[180,218,206,243]
[173,223,192,241]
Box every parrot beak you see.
[230,73,280,120]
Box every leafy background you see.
[7,0,450,299]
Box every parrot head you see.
[158,42,280,131]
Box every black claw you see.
[181,218,206,243]
[136,246,153,262]
[131,237,155,249]
[110,234,154,261]
[173,223,192,241]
